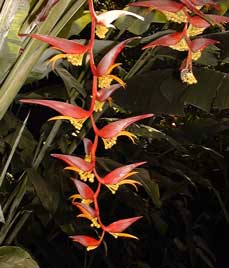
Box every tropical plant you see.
[0,0,229,268]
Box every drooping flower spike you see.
[20,34,89,68]
[19,99,91,130]
[70,179,94,205]
[187,14,229,36]
[129,0,187,24]
[51,154,95,182]
[95,10,144,39]
[103,216,142,239]
[70,235,102,251]
[100,162,146,194]
[95,37,140,89]
[96,114,154,149]
[72,202,100,228]
[94,84,122,112]
[142,25,189,52]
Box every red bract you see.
[190,38,219,54]
[104,216,142,239]
[73,202,100,228]
[97,114,154,149]
[189,0,220,10]
[94,84,122,112]
[129,0,186,24]
[51,154,94,183]
[95,10,144,39]
[83,138,93,161]
[101,162,146,194]
[188,14,229,36]
[95,37,139,88]
[20,34,89,67]
[70,235,101,251]
[20,99,90,131]
[142,26,188,51]
[70,179,94,204]
[129,0,184,12]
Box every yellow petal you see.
[118,179,141,191]
[66,53,84,66]
[192,51,202,61]
[69,194,82,202]
[163,10,187,24]
[49,53,67,70]
[69,194,92,205]
[106,184,119,194]
[122,171,138,180]
[187,25,205,37]
[102,131,137,150]
[98,75,113,89]
[180,69,198,85]
[108,74,126,88]
[87,245,99,251]
[106,63,122,75]
[94,100,105,112]
[65,167,94,183]
[96,24,109,39]
[48,116,86,130]
[116,130,137,143]
[109,232,139,239]
[170,38,189,52]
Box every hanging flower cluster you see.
[20,0,153,251]
[130,0,229,84]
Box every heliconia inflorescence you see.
[19,0,226,251]
[129,0,225,85]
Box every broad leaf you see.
[0,246,39,268]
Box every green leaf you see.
[0,205,5,224]
[26,168,61,214]
[55,66,86,97]
[115,7,167,35]
[114,68,229,114]
[0,176,28,245]
[67,12,91,37]
[0,0,30,82]
[0,246,39,268]
[130,124,186,152]
[0,0,87,119]
[136,169,162,208]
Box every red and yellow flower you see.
[95,37,139,89]
[70,235,102,251]
[100,162,146,194]
[20,99,91,130]
[72,202,100,228]
[96,114,154,149]
[20,34,89,68]
[70,179,94,205]
[51,154,95,182]
[129,0,187,24]
[187,14,229,36]
[142,25,189,52]
[103,216,142,239]
[94,84,121,112]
